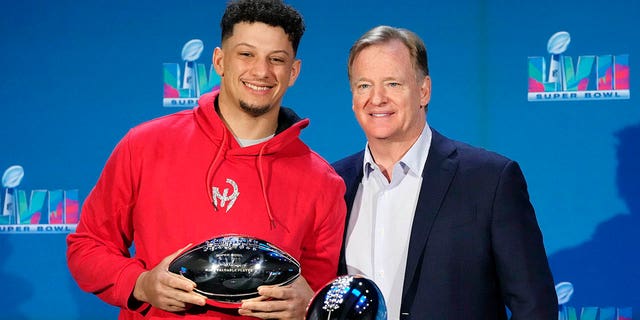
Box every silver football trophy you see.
[547,31,571,91]
[305,275,387,320]
[168,234,300,308]
[2,165,24,224]
[556,282,574,320]
[181,39,204,98]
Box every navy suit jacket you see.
[332,129,558,320]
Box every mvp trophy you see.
[306,275,387,320]
[168,235,301,308]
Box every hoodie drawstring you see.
[257,143,277,229]
[207,128,280,230]
[207,126,227,211]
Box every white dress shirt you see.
[345,125,432,319]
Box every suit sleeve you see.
[491,161,558,319]
[66,132,148,311]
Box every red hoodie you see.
[67,91,347,319]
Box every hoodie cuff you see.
[116,260,149,312]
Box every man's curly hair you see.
[221,0,305,54]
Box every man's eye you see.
[388,82,401,87]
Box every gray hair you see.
[347,25,429,81]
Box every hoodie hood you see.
[194,90,309,155]
[195,90,310,229]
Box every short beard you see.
[240,100,271,117]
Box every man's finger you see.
[163,270,197,291]
[160,243,193,267]
[239,300,291,319]
[257,285,289,299]
[241,294,270,303]
[240,299,288,313]
[238,309,287,319]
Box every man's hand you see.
[238,276,315,320]
[132,245,207,313]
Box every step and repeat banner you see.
[1,0,638,319]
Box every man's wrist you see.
[132,271,149,304]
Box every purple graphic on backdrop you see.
[527,31,630,102]
[163,39,221,107]
[0,166,78,234]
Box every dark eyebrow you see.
[234,42,291,57]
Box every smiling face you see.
[213,22,300,118]
[350,39,431,145]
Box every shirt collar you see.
[363,124,432,179]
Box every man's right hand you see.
[132,245,207,313]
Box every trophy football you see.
[168,234,300,308]
[305,275,387,320]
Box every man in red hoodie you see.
[66,1,346,319]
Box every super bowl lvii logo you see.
[1,165,79,234]
[556,282,632,320]
[528,31,630,102]
[163,39,221,107]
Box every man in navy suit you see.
[332,25,558,319]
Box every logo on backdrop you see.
[528,31,630,102]
[555,282,632,320]
[1,165,79,234]
[163,39,221,107]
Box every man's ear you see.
[287,59,302,87]
[212,47,224,77]
[419,75,432,107]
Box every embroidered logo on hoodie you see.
[212,178,240,213]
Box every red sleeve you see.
[66,132,148,311]
[299,173,347,291]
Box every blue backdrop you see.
[1,0,638,319]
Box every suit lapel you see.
[343,152,364,213]
[336,151,365,275]
[401,130,458,304]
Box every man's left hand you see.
[238,276,314,320]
